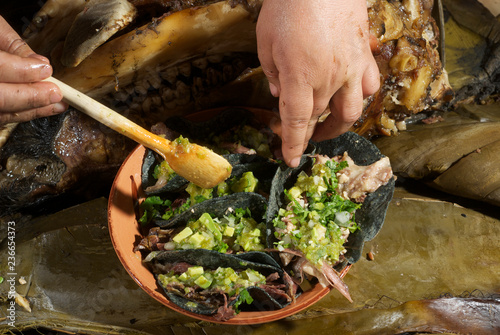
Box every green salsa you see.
[236,125,272,157]
[273,158,360,267]
[211,125,273,158]
[171,135,192,155]
[158,265,266,296]
[171,209,266,253]
[153,160,176,182]
[139,171,259,225]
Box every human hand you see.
[0,16,67,124]
[256,0,380,167]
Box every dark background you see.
[0,0,46,35]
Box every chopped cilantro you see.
[216,242,229,253]
[273,158,361,266]
[139,196,169,225]
[233,289,254,313]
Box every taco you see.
[145,249,295,321]
[266,132,395,301]
[135,193,268,253]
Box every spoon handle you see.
[45,76,169,156]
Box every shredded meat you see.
[313,154,330,165]
[170,262,192,274]
[281,270,299,300]
[266,272,280,282]
[218,142,257,154]
[135,227,178,251]
[336,152,393,202]
[319,262,352,302]
[260,285,293,303]
[145,175,170,193]
[213,294,235,322]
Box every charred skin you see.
[0,110,134,214]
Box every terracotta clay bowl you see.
[108,108,350,324]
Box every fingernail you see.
[52,102,67,114]
[38,64,52,78]
[269,83,279,97]
[50,90,63,104]
[289,156,301,168]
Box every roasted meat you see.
[0,0,441,214]
[357,0,452,137]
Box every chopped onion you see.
[143,251,160,262]
[335,211,351,225]
[163,242,176,250]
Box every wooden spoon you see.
[46,76,232,189]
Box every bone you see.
[142,97,152,114]
[134,83,149,97]
[206,68,222,87]
[151,94,162,107]
[174,82,191,105]
[164,100,177,110]
[147,75,163,91]
[222,64,235,82]
[124,85,136,96]
[103,52,255,117]
[192,77,204,97]
[54,1,258,98]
